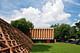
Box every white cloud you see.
[72,19,80,26]
[71,22,76,26]
[77,20,80,23]
[64,0,72,2]
[64,0,80,6]
[9,0,71,28]
[78,14,80,17]
[71,14,80,26]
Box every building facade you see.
[30,28,54,43]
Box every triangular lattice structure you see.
[0,18,33,53]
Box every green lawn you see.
[31,42,80,53]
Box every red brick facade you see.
[30,28,54,40]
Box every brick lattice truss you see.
[0,18,33,53]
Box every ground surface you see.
[31,42,80,53]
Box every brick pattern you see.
[30,29,54,40]
[0,18,33,53]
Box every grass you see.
[31,42,80,53]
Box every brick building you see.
[30,28,54,43]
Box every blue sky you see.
[63,0,80,24]
[0,0,80,28]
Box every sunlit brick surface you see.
[0,18,33,53]
[30,28,54,40]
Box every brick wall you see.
[30,28,54,40]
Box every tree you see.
[75,21,80,39]
[50,24,59,28]
[75,21,80,30]
[51,24,71,40]
[50,24,59,39]
[69,26,77,39]
[59,24,71,40]
[75,30,80,39]
[11,18,34,36]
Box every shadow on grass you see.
[31,44,51,52]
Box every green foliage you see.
[75,21,80,39]
[51,24,77,40]
[51,21,80,40]
[76,30,80,39]
[57,24,71,40]
[69,26,77,39]
[11,18,34,36]
[50,24,59,28]
[75,21,80,29]
[50,24,59,39]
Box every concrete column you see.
[32,29,34,38]
[36,29,39,38]
[37,29,39,39]
[39,29,40,39]
[36,29,38,39]
[53,29,54,39]
[47,29,48,39]
[40,29,42,39]
[51,29,54,39]
[48,29,50,39]
[43,29,45,39]
[49,29,51,39]
[46,29,47,39]
[33,29,35,39]
[41,29,42,39]
[36,29,37,39]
